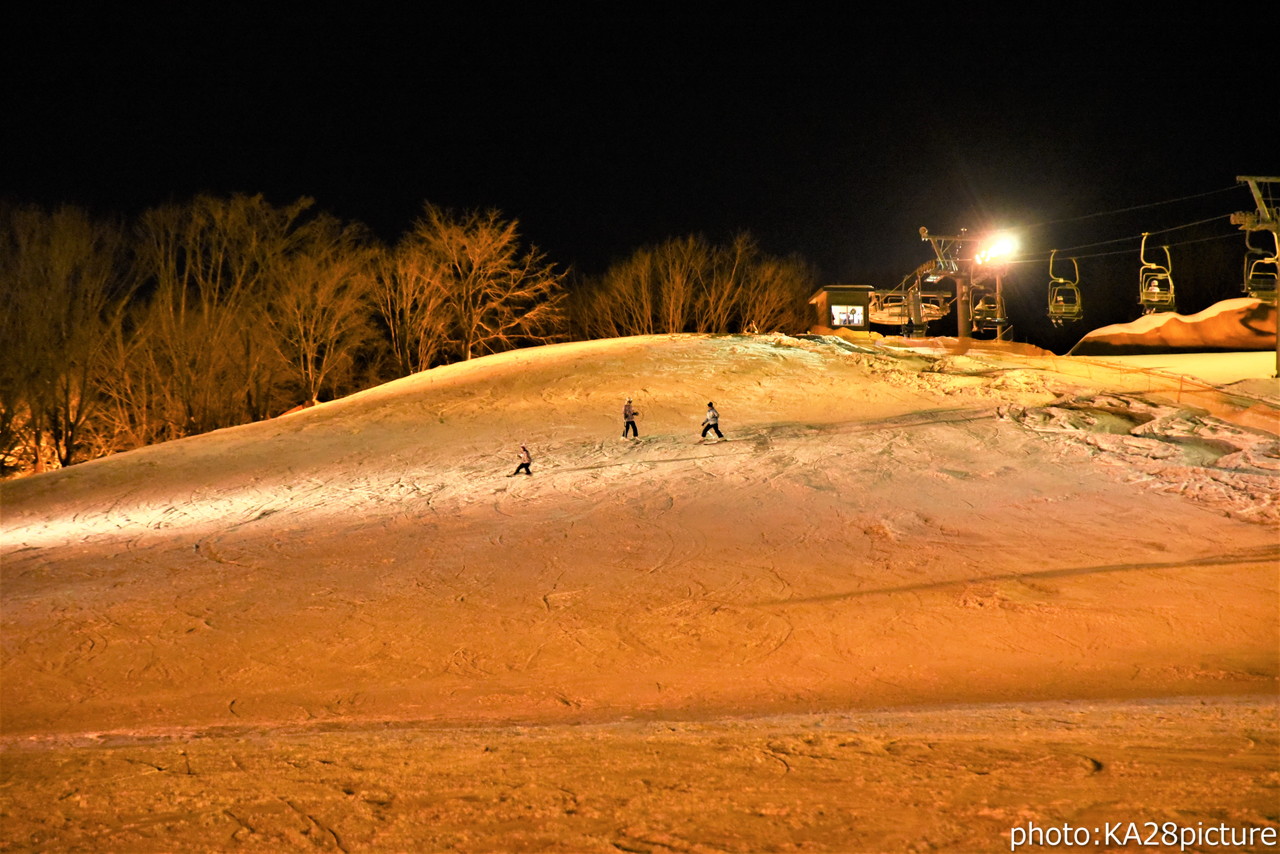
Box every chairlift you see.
[868,292,910,326]
[970,285,1007,332]
[1046,249,1084,326]
[867,285,952,328]
[1242,229,1279,301]
[1138,233,1176,314]
[919,293,951,319]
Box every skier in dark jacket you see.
[510,444,532,476]
[701,402,723,440]
[622,398,640,438]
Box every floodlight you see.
[975,233,1020,265]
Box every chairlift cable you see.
[1013,230,1240,265]
[1161,231,1244,249]
[1017,214,1239,260]
[1144,214,1233,236]
[1018,185,1242,230]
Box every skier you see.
[622,397,640,438]
[510,443,533,476]
[700,402,723,440]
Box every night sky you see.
[5,8,1275,348]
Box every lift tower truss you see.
[1231,176,1280,377]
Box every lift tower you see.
[919,228,971,341]
[1230,176,1280,377]
[919,228,1015,343]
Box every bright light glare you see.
[975,234,1020,265]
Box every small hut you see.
[808,285,874,332]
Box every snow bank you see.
[1070,298,1277,355]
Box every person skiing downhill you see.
[622,398,640,438]
[510,444,532,476]
[701,402,723,440]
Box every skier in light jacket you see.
[701,402,723,440]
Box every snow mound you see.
[1070,298,1277,355]
[1001,393,1280,525]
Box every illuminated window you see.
[830,305,864,327]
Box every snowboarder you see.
[510,444,533,476]
[622,397,640,438]
[701,402,723,440]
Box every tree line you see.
[1,195,814,474]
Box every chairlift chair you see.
[1046,249,1084,326]
[1242,229,1279,301]
[970,286,1007,331]
[868,291,910,326]
[919,293,951,322]
[1138,233,1176,314]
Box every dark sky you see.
[4,8,1275,347]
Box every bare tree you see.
[736,251,814,333]
[124,194,311,437]
[655,236,706,334]
[0,203,31,471]
[572,250,660,340]
[397,204,568,362]
[694,234,743,332]
[0,203,131,470]
[570,233,811,340]
[267,214,376,403]
[573,236,710,339]
[707,234,812,333]
[371,241,453,376]
[95,315,174,452]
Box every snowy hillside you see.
[2,333,1277,852]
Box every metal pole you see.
[995,270,1005,341]
[1265,243,1277,379]
[957,269,971,344]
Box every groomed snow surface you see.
[2,333,1277,852]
